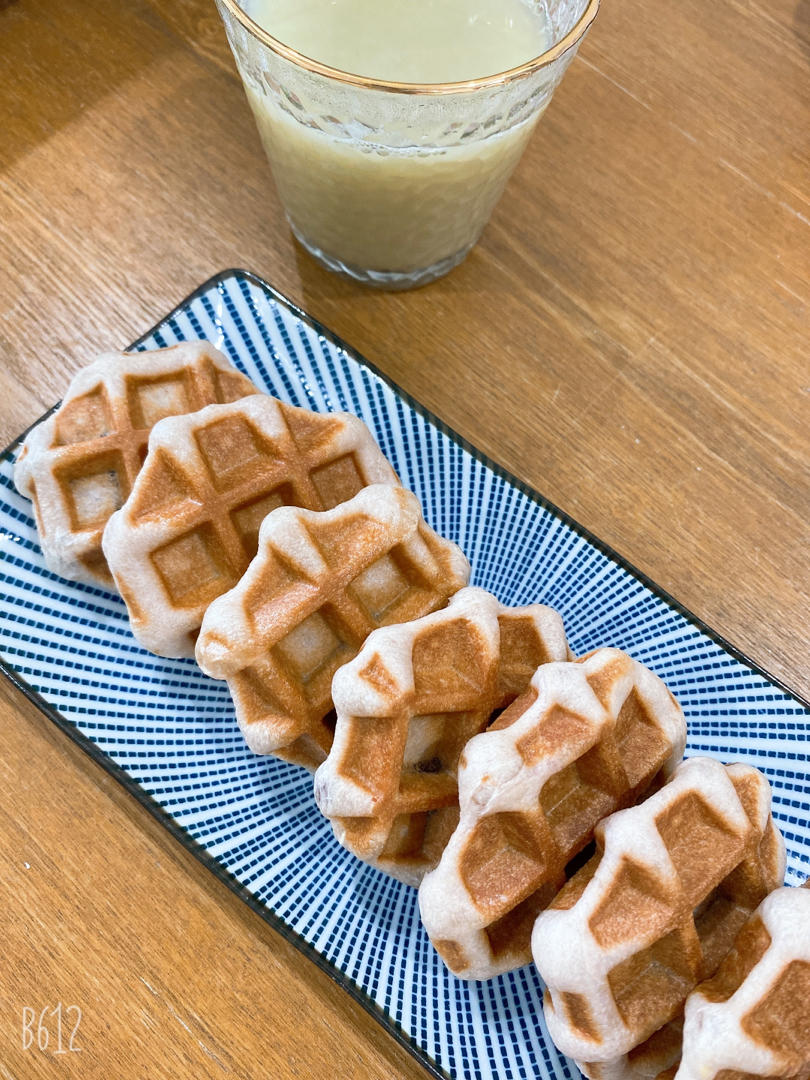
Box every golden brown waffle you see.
[532,756,786,1070]
[102,394,404,656]
[313,586,571,887]
[674,883,810,1080]
[195,484,470,771]
[418,648,687,979]
[13,342,256,587]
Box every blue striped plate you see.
[1,268,807,1080]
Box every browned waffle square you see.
[533,756,786,1068]
[195,484,470,771]
[13,341,257,586]
[418,648,687,979]
[102,394,408,656]
[314,586,571,886]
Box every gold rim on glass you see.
[218,0,600,95]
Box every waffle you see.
[532,755,786,1070]
[418,648,687,979]
[674,883,810,1080]
[102,394,404,656]
[13,341,257,587]
[196,484,470,771]
[578,1018,685,1080]
[313,586,570,887]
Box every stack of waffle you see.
[16,342,805,1080]
[418,648,688,979]
[14,341,257,586]
[314,586,571,885]
[533,756,785,1078]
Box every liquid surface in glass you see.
[245,0,549,83]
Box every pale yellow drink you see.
[246,0,549,84]
[240,0,550,282]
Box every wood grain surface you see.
[1,0,808,1076]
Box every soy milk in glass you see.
[217,0,599,288]
[246,0,549,83]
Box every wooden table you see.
[1,0,807,1076]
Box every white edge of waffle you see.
[102,396,400,658]
[531,755,786,1064]
[314,584,570,822]
[675,885,810,1080]
[417,648,687,980]
[195,483,470,750]
[14,341,246,586]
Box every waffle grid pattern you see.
[196,484,468,769]
[102,393,402,657]
[535,759,784,1067]
[0,270,808,1080]
[14,342,256,586]
[419,649,686,981]
[316,590,567,884]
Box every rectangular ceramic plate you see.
[1,269,807,1080]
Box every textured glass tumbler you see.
[217,0,599,290]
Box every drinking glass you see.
[217,0,599,290]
